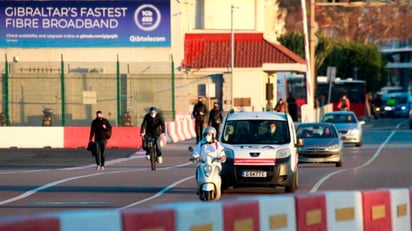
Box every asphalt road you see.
[0,118,411,219]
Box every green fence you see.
[1,55,214,127]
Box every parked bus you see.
[317,77,367,118]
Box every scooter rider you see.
[191,126,226,169]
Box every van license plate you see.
[242,171,267,177]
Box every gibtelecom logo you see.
[134,4,161,31]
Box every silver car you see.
[296,122,343,167]
[320,111,365,147]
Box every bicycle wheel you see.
[150,144,156,171]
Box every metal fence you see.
[1,57,216,127]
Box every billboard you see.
[0,0,171,47]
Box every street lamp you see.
[230,5,238,109]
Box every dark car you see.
[296,123,343,167]
[381,92,412,118]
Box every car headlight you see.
[348,129,360,135]
[401,106,406,110]
[325,144,340,151]
[384,106,393,111]
[276,148,291,159]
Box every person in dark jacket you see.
[192,97,207,144]
[89,110,112,170]
[287,94,298,122]
[140,106,166,164]
[208,101,224,138]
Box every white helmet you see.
[203,126,217,138]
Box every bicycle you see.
[144,135,158,171]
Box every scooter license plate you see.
[241,170,267,177]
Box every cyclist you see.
[191,126,226,165]
[140,107,166,164]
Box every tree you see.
[278,32,387,93]
[278,32,334,77]
[319,41,387,92]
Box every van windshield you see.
[220,120,290,145]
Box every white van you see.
[218,111,303,193]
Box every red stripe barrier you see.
[122,208,175,231]
[175,121,186,142]
[180,119,192,140]
[2,188,412,230]
[222,199,260,231]
[64,127,141,149]
[166,122,180,143]
[295,193,327,231]
[362,189,392,231]
[0,216,60,231]
[188,119,196,138]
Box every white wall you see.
[233,69,266,111]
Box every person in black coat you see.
[89,110,112,170]
[192,97,207,144]
[287,94,298,122]
[140,106,166,164]
[208,101,224,138]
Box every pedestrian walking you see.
[192,97,207,144]
[89,110,112,170]
[287,94,298,121]
[208,101,224,138]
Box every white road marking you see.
[0,152,194,206]
[310,128,398,192]
[119,175,195,209]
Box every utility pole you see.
[301,0,316,122]
[230,5,238,109]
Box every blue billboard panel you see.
[0,0,171,47]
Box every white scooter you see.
[189,147,223,201]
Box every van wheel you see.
[285,171,297,193]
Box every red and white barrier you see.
[0,216,60,231]
[390,188,410,231]
[325,191,363,231]
[362,189,392,231]
[59,210,122,231]
[240,195,297,231]
[222,199,260,230]
[188,119,196,138]
[180,119,193,140]
[295,193,327,231]
[3,188,412,230]
[154,201,224,230]
[164,119,196,144]
[122,208,175,231]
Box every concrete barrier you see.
[0,119,197,149]
[2,188,412,231]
